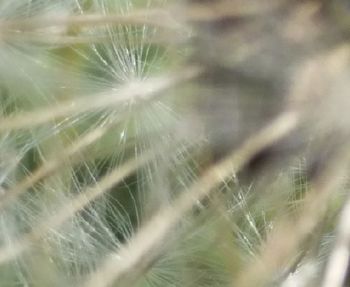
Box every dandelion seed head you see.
[0,0,349,287]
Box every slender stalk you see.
[0,67,200,131]
[322,193,350,287]
[82,111,299,287]
[0,9,179,31]
[234,146,350,287]
[0,147,155,265]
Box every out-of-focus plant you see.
[0,1,350,287]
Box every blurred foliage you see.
[0,0,349,287]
